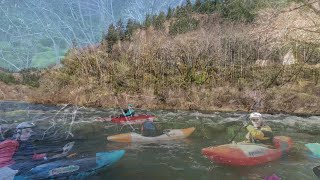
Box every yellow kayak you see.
[107,127,195,143]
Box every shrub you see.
[20,68,41,87]
[169,17,199,35]
[0,72,16,84]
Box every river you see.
[0,101,319,179]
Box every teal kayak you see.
[14,150,125,179]
[305,143,320,158]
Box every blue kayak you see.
[15,150,125,179]
[305,143,320,158]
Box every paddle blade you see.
[62,141,75,154]
[313,165,320,178]
[50,141,75,159]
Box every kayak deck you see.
[202,136,292,166]
[107,127,195,143]
[111,115,156,124]
[17,150,125,179]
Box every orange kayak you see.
[107,127,195,143]
[202,136,292,166]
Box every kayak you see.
[15,150,125,179]
[202,136,292,166]
[107,127,195,143]
[111,115,156,124]
[0,140,19,168]
[305,143,320,158]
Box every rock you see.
[255,59,272,67]
[283,50,296,65]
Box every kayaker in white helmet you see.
[243,112,273,145]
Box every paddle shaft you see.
[115,97,136,131]
[228,124,244,143]
[228,103,259,143]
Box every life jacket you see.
[0,140,19,168]
[248,125,274,145]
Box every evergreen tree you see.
[194,0,202,12]
[167,7,173,19]
[185,0,192,12]
[144,14,152,28]
[199,0,215,13]
[152,14,158,27]
[154,11,166,30]
[174,6,181,17]
[116,18,125,41]
[105,23,119,53]
[125,19,141,41]
[175,5,188,18]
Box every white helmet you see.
[249,112,263,128]
[249,112,262,119]
[16,122,35,129]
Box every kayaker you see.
[243,112,274,145]
[10,122,47,172]
[141,118,157,137]
[120,104,135,117]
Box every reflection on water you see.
[0,101,319,179]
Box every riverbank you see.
[1,79,319,115]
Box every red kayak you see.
[202,136,292,166]
[0,140,19,168]
[111,115,156,124]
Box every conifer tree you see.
[144,14,152,28]
[125,19,140,41]
[199,0,215,13]
[125,19,134,40]
[185,0,192,12]
[167,7,173,19]
[155,11,166,30]
[116,18,125,41]
[194,0,202,12]
[105,23,119,53]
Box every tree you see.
[154,11,166,30]
[194,0,202,12]
[144,14,152,28]
[116,19,125,41]
[105,23,119,53]
[124,19,140,41]
[185,0,193,12]
[167,7,173,19]
[199,0,215,13]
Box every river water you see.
[0,101,319,179]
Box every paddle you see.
[114,98,136,131]
[228,101,260,144]
[228,115,249,143]
[313,165,320,178]
[18,141,75,176]
[49,141,75,160]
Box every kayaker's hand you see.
[242,121,249,128]
[33,153,47,160]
